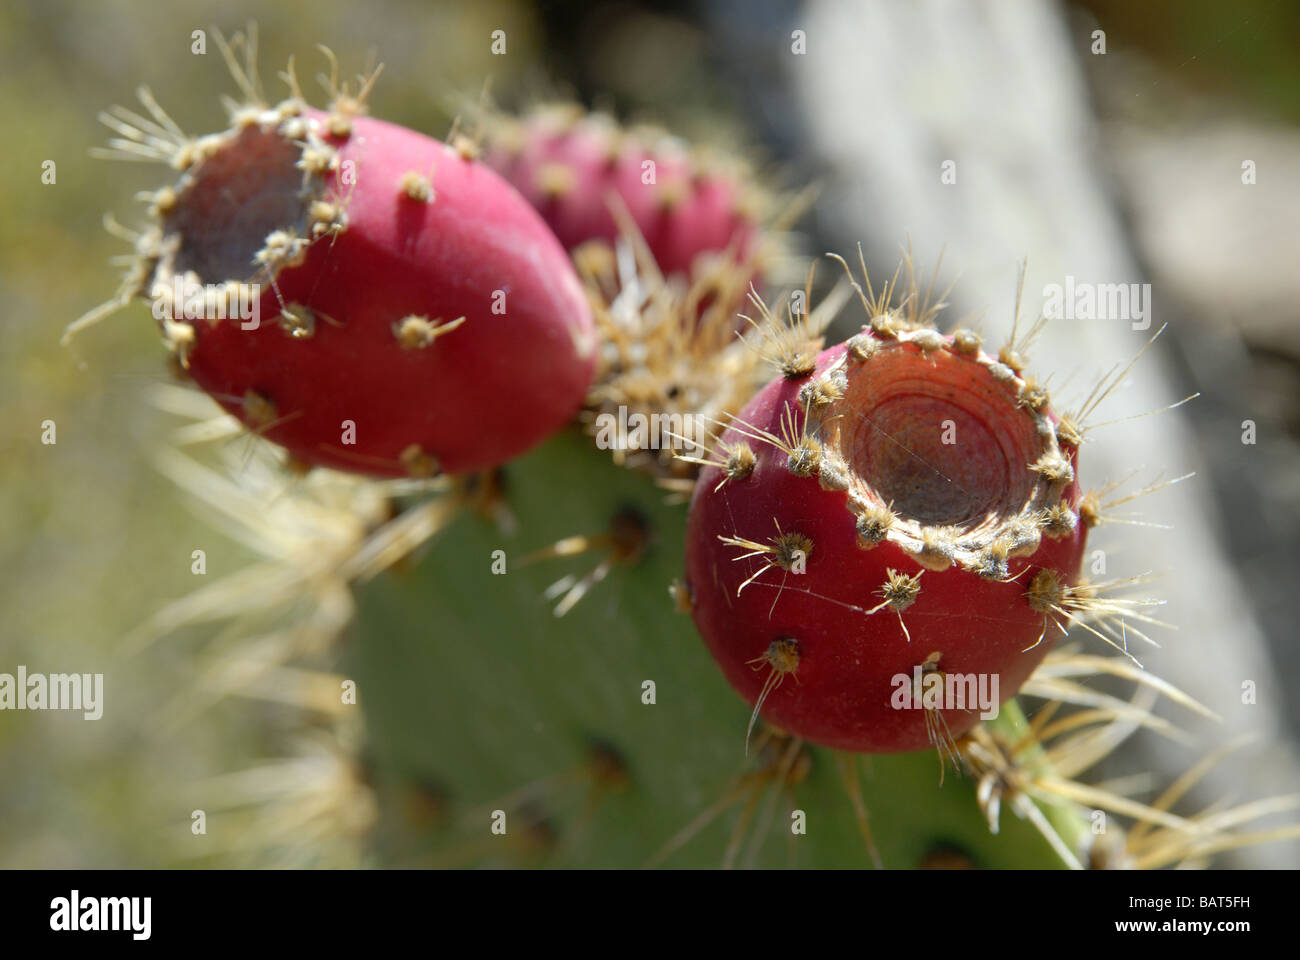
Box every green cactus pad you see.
[351,429,1083,867]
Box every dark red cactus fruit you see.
[85,90,596,478]
[484,106,761,280]
[684,327,1088,753]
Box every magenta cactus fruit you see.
[484,105,761,280]
[684,316,1090,754]
[76,55,596,478]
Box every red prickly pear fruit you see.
[484,106,761,280]
[87,92,596,478]
[683,328,1088,754]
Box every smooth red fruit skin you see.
[685,342,1087,754]
[186,111,596,477]
[486,116,757,279]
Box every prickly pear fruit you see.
[82,86,596,478]
[483,105,761,280]
[684,326,1088,753]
